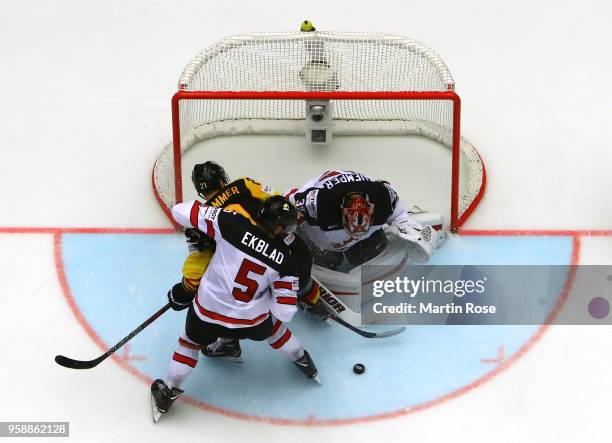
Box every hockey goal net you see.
[152,31,485,231]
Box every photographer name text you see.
[370,276,497,315]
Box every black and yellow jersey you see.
[205,177,278,223]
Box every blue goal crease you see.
[60,233,573,420]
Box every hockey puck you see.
[353,363,365,374]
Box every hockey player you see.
[151,196,319,422]
[177,162,323,361]
[180,161,274,296]
[285,170,444,271]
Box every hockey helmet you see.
[191,161,230,198]
[258,196,298,234]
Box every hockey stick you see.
[55,303,172,370]
[325,309,405,339]
[312,276,405,339]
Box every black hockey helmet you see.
[258,196,298,234]
[191,161,230,198]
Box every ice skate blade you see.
[151,395,163,423]
[212,355,244,363]
[202,350,244,363]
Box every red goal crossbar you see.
[161,90,484,232]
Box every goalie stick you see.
[55,303,171,370]
[312,276,405,339]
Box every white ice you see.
[1,1,611,442]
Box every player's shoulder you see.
[284,231,310,257]
[267,230,298,256]
[231,176,256,186]
[231,224,296,271]
[317,169,373,183]
[274,232,305,274]
[235,176,276,197]
[279,231,299,248]
[369,179,398,204]
[291,187,320,223]
[213,206,252,228]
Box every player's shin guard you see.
[166,333,201,389]
[267,318,304,361]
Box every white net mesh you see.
[152,31,484,229]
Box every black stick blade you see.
[371,326,406,338]
[55,354,104,370]
[327,314,406,339]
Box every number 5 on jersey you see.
[232,259,267,302]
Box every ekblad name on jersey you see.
[286,170,408,251]
[172,201,300,329]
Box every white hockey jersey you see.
[285,170,412,252]
[172,201,300,328]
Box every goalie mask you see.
[191,161,230,198]
[341,192,374,236]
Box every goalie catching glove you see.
[385,219,446,263]
[167,282,196,311]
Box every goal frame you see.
[154,89,485,232]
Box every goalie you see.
[285,170,445,271]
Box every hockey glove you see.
[386,221,446,263]
[185,228,216,253]
[167,282,196,311]
[298,281,329,321]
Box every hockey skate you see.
[202,338,244,363]
[294,350,320,384]
[150,379,184,423]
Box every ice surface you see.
[1,1,612,442]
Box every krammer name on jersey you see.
[241,231,284,264]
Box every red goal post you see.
[152,31,486,231]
